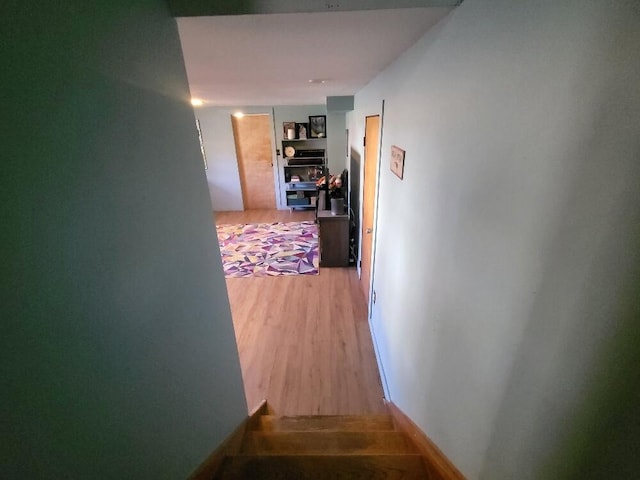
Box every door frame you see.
[229,109,282,210]
[358,102,384,317]
[358,102,388,399]
[268,107,286,210]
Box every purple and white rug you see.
[216,221,319,278]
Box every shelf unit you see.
[281,137,327,210]
[284,163,324,208]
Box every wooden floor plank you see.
[241,431,418,455]
[216,454,429,479]
[214,210,386,416]
[257,415,395,432]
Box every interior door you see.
[361,115,380,304]
[232,114,276,210]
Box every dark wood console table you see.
[317,209,349,267]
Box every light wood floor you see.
[214,209,386,416]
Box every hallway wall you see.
[1,1,247,478]
[348,0,640,478]
[196,104,326,211]
[198,107,246,211]
[197,106,278,211]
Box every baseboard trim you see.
[188,400,268,480]
[387,401,466,480]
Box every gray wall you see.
[327,96,354,176]
[327,112,348,174]
[198,108,245,211]
[1,1,248,478]
[347,0,640,478]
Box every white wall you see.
[198,108,245,211]
[1,2,248,478]
[197,104,327,210]
[348,1,640,478]
[196,106,277,211]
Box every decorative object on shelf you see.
[309,115,326,138]
[316,173,342,194]
[307,166,322,181]
[390,145,405,179]
[284,146,296,158]
[283,121,296,139]
[317,169,348,215]
[330,197,345,215]
[297,122,308,139]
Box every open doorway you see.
[206,105,388,415]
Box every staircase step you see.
[256,414,395,432]
[216,454,429,479]
[241,431,417,455]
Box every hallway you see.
[214,209,386,416]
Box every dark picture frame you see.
[308,115,326,138]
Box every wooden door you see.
[232,114,276,210]
[361,115,380,304]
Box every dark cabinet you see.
[317,209,349,267]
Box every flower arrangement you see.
[316,174,344,198]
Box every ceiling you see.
[177,7,454,106]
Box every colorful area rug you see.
[216,221,319,278]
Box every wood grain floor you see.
[214,210,386,416]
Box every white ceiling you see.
[177,8,453,106]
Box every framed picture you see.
[308,115,326,138]
[390,145,405,179]
[297,122,309,140]
[283,121,296,139]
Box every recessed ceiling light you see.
[308,79,326,84]
[191,98,204,106]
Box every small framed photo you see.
[308,115,326,138]
[283,121,296,139]
[390,145,405,179]
[297,122,309,139]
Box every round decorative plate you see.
[284,146,295,158]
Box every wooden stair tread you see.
[215,454,430,479]
[241,431,417,455]
[256,414,395,432]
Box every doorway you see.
[231,114,277,210]
[360,115,380,305]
